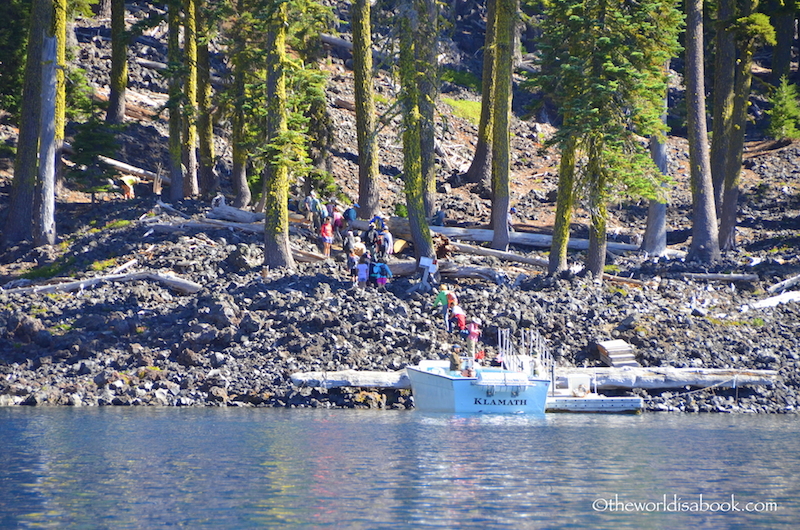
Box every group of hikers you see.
[303,191,395,290]
[432,286,482,355]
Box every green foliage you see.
[766,76,800,140]
[0,0,30,120]
[442,97,482,125]
[394,203,408,218]
[529,0,683,204]
[90,258,118,271]
[441,68,481,92]
[21,257,76,280]
[68,117,122,185]
[64,65,97,120]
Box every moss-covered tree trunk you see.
[686,0,721,262]
[490,0,513,251]
[197,5,216,197]
[417,0,438,218]
[262,1,295,270]
[464,0,496,187]
[106,0,127,124]
[719,3,772,250]
[710,0,736,216]
[167,0,184,202]
[585,140,607,278]
[53,0,66,193]
[352,0,379,219]
[548,137,576,274]
[4,0,50,244]
[399,1,435,262]
[182,0,199,197]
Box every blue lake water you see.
[0,407,797,529]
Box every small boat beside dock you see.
[405,359,550,414]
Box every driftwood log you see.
[348,218,640,252]
[683,272,759,282]
[98,155,171,186]
[768,272,800,293]
[290,366,780,391]
[1,271,203,295]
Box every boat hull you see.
[406,363,550,414]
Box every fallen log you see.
[745,291,800,309]
[449,242,549,268]
[98,155,171,185]
[290,366,780,391]
[291,369,409,389]
[149,219,328,262]
[348,218,639,252]
[1,271,202,295]
[387,259,503,283]
[683,272,759,282]
[768,272,800,294]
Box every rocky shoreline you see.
[1,198,798,413]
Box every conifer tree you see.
[766,76,800,140]
[534,0,681,277]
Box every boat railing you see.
[498,328,554,383]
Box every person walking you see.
[433,287,454,331]
[466,317,482,355]
[343,203,358,231]
[319,217,334,258]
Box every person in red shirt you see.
[320,218,334,257]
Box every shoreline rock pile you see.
[1,198,798,413]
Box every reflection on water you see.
[0,408,797,529]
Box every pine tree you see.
[766,76,800,140]
[534,0,682,277]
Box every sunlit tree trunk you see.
[686,0,721,262]
[262,1,295,270]
[182,0,199,197]
[53,0,66,193]
[490,0,513,251]
[352,0,379,219]
[197,5,216,197]
[399,1,435,262]
[548,136,576,274]
[106,0,127,124]
[417,0,438,218]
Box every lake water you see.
[0,407,797,529]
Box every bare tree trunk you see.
[642,90,669,256]
[34,35,57,246]
[686,0,721,262]
[4,0,50,244]
[464,0,496,186]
